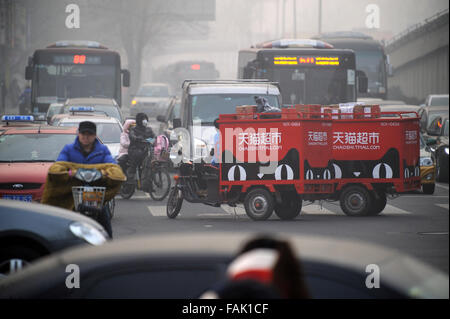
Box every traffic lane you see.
[112,189,448,273]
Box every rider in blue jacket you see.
[57,121,116,164]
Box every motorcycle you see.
[72,168,114,237]
[41,162,125,239]
[120,138,171,201]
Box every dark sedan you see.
[426,115,449,182]
[0,232,447,299]
[0,199,108,276]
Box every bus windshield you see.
[355,51,385,86]
[272,68,355,105]
[35,64,116,103]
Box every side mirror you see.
[156,115,166,123]
[25,66,33,80]
[356,70,368,93]
[121,69,130,87]
[173,118,181,129]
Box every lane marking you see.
[381,204,412,215]
[399,195,448,199]
[147,205,167,217]
[301,205,338,215]
[436,204,449,211]
[436,183,449,190]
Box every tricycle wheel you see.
[339,185,372,216]
[367,191,387,216]
[167,186,183,219]
[274,194,302,220]
[244,188,274,221]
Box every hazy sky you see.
[150,0,449,80]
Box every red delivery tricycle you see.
[166,106,421,220]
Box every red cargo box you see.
[330,112,420,193]
[218,113,334,194]
[236,105,257,120]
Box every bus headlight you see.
[131,99,138,106]
[420,157,433,167]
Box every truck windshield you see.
[35,64,116,103]
[190,94,279,124]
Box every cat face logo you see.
[228,165,246,181]
[275,164,294,180]
[373,163,394,179]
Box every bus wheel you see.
[367,191,387,216]
[244,188,274,221]
[340,185,371,216]
[274,193,302,220]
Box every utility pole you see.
[293,0,297,38]
[281,0,285,37]
[318,0,322,34]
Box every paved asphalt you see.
[111,181,449,274]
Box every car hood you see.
[105,143,120,158]
[0,162,53,183]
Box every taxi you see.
[0,123,78,202]
[52,107,123,158]
[0,115,41,133]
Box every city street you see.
[113,181,449,274]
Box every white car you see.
[56,114,123,158]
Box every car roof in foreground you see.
[0,199,102,226]
[0,232,447,298]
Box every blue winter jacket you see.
[57,137,116,164]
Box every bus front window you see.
[35,64,116,102]
[355,51,385,92]
[273,68,354,105]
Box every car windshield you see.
[137,85,169,97]
[63,105,122,122]
[429,96,449,106]
[190,94,279,124]
[46,105,64,118]
[428,110,449,127]
[60,122,121,143]
[0,133,75,162]
[443,119,449,137]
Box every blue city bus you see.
[238,39,368,107]
[25,41,130,114]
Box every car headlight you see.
[445,147,449,155]
[131,100,138,106]
[194,138,207,158]
[420,156,433,167]
[70,221,107,246]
